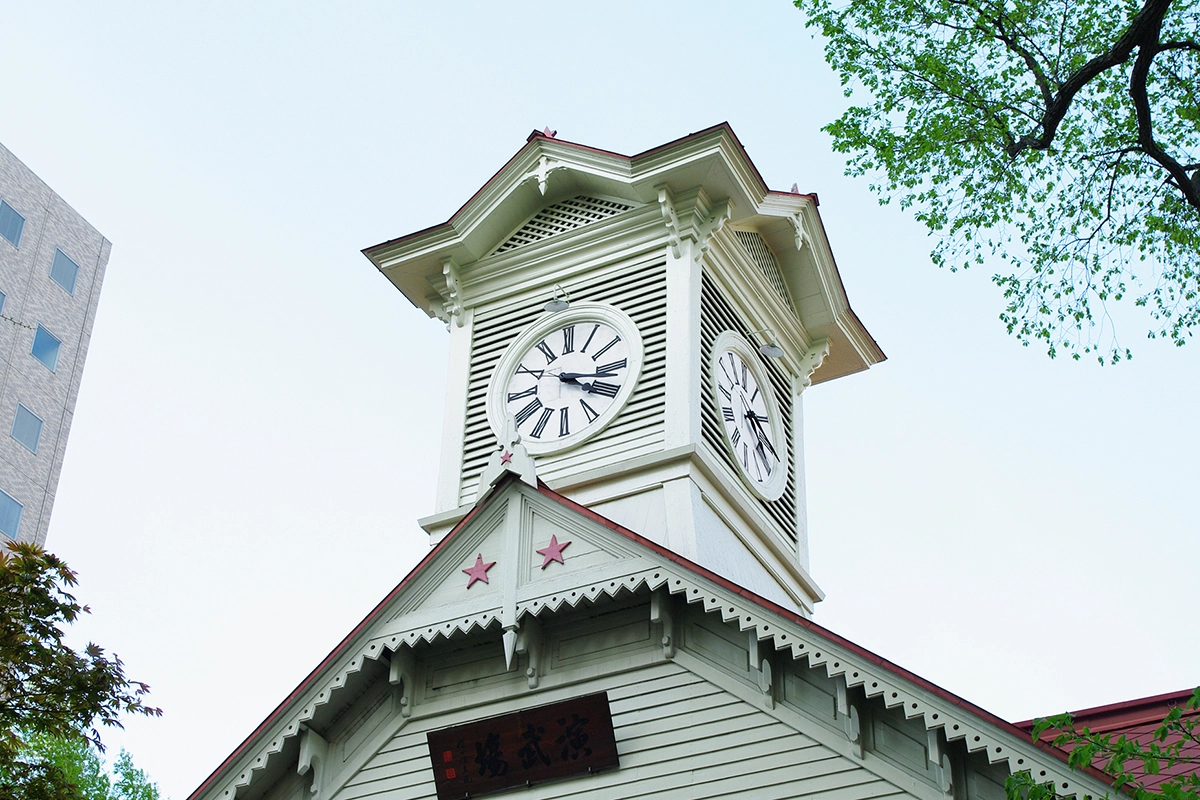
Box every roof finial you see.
[543,126,557,138]
[790,183,799,194]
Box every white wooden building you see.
[188,126,1109,800]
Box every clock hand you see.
[558,371,618,382]
[747,414,779,459]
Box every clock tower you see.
[364,124,883,616]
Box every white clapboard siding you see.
[334,662,909,800]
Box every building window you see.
[31,325,61,372]
[50,249,79,295]
[11,404,43,454]
[0,488,22,539]
[0,200,23,248]
[0,290,6,316]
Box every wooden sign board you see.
[426,692,619,799]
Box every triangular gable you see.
[189,475,1109,800]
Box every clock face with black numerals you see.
[487,303,643,455]
[712,331,787,501]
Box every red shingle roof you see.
[1016,689,1200,791]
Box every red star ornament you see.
[462,554,495,588]
[535,535,571,569]
[500,450,513,464]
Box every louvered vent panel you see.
[459,258,668,504]
[495,196,634,254]
[734,230,794,310]
[700,270,798,545]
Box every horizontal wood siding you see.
[335,663,907,800]
[459,257,667,505]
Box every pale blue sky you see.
[2,2,1196,797]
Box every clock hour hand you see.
[558,371,618,382]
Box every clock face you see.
[712,332,786,501]
[488,304,643,454]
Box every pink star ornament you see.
[462,554,496,588]
[536,535,571,570]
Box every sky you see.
[1,2,1197,798]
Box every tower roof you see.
[363,124,884,384]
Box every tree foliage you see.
[0,542,161,799]
[6,734,161,800]
[1006,688,1200,800]
[793,0,1200,362]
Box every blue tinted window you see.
[0,488,22,539]
[0,200,23,248]
[31,325,61,372]
[50,249,79,294]
[11,404,42,454]
[0,291,6,317]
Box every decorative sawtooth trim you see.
[208,562,1092,800]
[518,568,671,619]
[644,568,1091,797]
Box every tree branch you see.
[1006,0,1174,157]
[1128,23,1200,209]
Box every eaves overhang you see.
[191,474,1109,800]
[361,123,883,379]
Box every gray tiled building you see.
[0,142,109,546]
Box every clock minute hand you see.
[747,414,779,459]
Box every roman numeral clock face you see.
[712,332,787,501]
[488,304,644,455]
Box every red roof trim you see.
[361,123,779,259]
[529,481,1096,777]
[185,478,512,800]
[1015,688,1199,733]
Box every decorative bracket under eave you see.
[516,616,544,688]
[657,186,732,263]
[298,726,329,798]
[928,728,955,796]
[522,155,570,196]
[798,339,831,392]
[836,676,864,759]
[650,589,675,659]
[388,646,416,718]
[790,212,811,253]
[436,257,465,328]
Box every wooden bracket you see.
[694,200,731,263]
[836,676,863,758]
[389,646,416,718]
[748,630,774,709]
[657,187,683,259]
[516,616,544,689]
[298,725,329,797]
[798,339,830,392]
[523,155,568,196]
[439,257,464,328]
[928,728,954,796]
[790,212,810,253]
[650,589,675,659]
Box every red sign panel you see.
[426,692,619,799]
